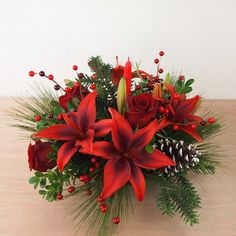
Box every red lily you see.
[81,108,175,201]
[154,83,203,141]
[35,92,112,171]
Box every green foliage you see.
[174,78,194,94]
[157,174,201,225]
[79,56,117,118]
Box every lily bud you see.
[117,77,127,114]
[152,83,162,99]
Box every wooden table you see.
[0,99,235,236]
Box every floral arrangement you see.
[11,52,223,236]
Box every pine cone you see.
[154,139,201,175]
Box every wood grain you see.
[0,98,235,236]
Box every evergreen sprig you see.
[157,174,201,225]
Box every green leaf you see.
[29,176,38,184]
[185,79,194,87]
[40,178,47,188]
[39,190,47,195]
[145,144,154,153]
[35,171,44,177]
[175,80,184,93]
[182,87,193,94]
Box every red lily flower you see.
[35,92,112,171]
[81,108,175,201]
[155,83,203,141]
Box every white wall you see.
[0,0,235,98]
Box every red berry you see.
[54,84,60,91]
[78,73,84,79]
[85,189,92,195]
[173,124,179,131]
[113,217,120,224]
[135,84,141,90]
[97,196,104,203]
[68,186,75,193]
[178,75,185,81]
[39,71,45,77]
[95,162,100,169]
[159,51,164,56]
[47,74,54,80]
[74,82,80,88]
[173,93,180,99]
[90,84,96,90]
[57,194,63,200]
[158,68,164,74]
[100,204,107,213]
[65,87,71,93]
[208,117,215,124]
[200,120,207,126]
[48,113,53,119]
[28,71,35,77]
[89,166,95,173]
[35,115,41,122]
[79,175,85,182]
[190,123,197,129]
[154,76,159,82]
[72,65,78,71]
[91,157,97,163]
[154,58,159,64]
[57,114,63,121]
[159,106,165,113]
[83,175,90,183]
[147,82,154,89]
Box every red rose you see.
[59,85,89,110]
[125,94,158,129]
[28,141,56,172]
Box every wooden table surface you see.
[0,98,236,236]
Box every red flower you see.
[35,92,112,171]
[81,108,175,201]
[156,83,203,141]
[59,84,89,110]
[125,94,158,129]
[28,141,56,172]
[111,65,125,86]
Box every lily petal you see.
[108,108,133,152]
[76,129,94,152]
[129,163,146,201]
[132,149,175,169]
[132,119,158,151]
[35,124,78,140]
[57,140,78,171]
[77,91,97,133]
[157,118,172,131]
[101,157,131,199]
[62,112,81,133]
[178,126,202,142]
[82,141,117,159]
[94,119,112,137]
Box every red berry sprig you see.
[57,193,63,200]
[159,51,164,56]
[72,65,78,71]
[28,71,35,77]
[208,117,215,124]
[100,204,107,213]
[67,186,75,193]
[35,115,41,122]
[113,217,120,224]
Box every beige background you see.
[0,99,236,236]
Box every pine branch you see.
[157,175,201,226]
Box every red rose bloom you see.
[125,94,158,129]
[28,141,56,172]
[59,85,89,110]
